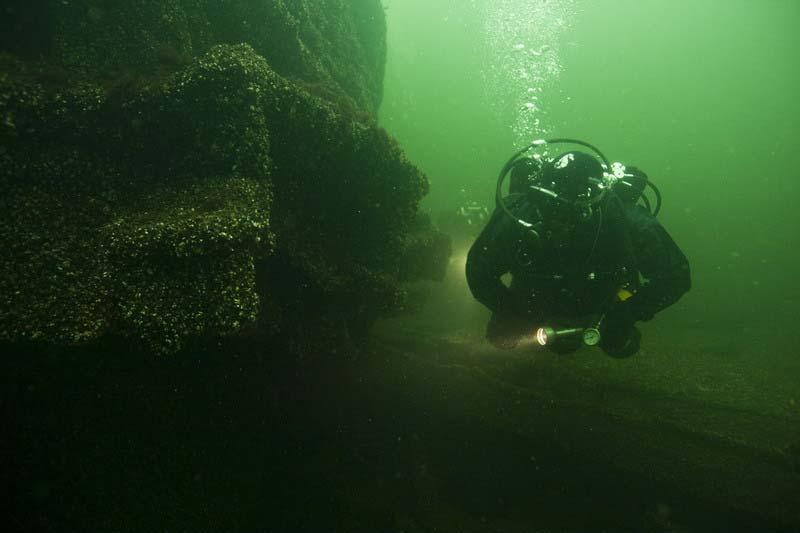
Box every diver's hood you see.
[539,151,605,204]
[521,150,606,234]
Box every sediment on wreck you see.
[0,1,448,355]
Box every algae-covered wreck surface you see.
[0,0,447,354]
[0,4,457,528]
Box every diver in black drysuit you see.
[466,151,690,357]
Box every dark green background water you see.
[3,2,798,531]
[380,0,800,334]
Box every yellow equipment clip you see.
[617,288,634,301]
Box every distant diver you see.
[466,139,690,357]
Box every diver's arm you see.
[465,208,517,314]
[626,207,691,321]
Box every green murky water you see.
[380,0,800,391]
[377,1,800,530]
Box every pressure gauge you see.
[582,328,601,346]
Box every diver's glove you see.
[600,300,641,358]
[625,294,655,322]
[603,299,636,333]
[487,295,533,350]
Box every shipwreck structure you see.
[0,0,449,355]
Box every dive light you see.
[535,326,602,347]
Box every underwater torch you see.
[535,325,602,347]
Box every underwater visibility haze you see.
[1,0,799,531]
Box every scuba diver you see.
[465,139,690,357]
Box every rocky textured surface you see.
[0,2,446,354]
[1,0,386,114]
